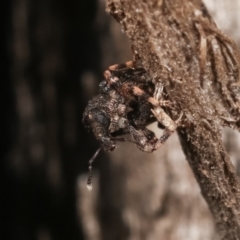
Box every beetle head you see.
[83,107,116,151]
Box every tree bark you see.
[106,0,240,239]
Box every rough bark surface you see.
[3,0,240,239]
[106,0,240,239]
[78,2,217,240]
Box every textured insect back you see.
[83,61,180,188]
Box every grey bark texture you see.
[105,0,240,239]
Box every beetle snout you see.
[82,108,112,144]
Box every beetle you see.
[83,61,181,189]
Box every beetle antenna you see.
[87,147,102,191]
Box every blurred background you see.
[1,0,240,239]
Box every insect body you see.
[83,61,180,153]
[83,61,181,189]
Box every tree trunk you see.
[105,0,240,239]
[3,0,240,239]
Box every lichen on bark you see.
[106,0,240,238]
